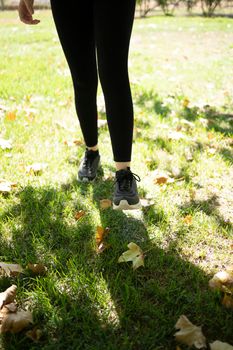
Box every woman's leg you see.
[50,0,99,150]
[94,0,136,169]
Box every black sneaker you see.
[113,167,142,210]
[77,148,100,182]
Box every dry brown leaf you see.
[28,263,47,276]
[64,139,83,147]
[0,310,33,333]
[222,294,233,309]
[209,266,233,293]
[174,315,206,349]
[0,285,17,309]
[100,199,112,209]
[183,215,193,225]
[26,327,42,342]
[96,226,110,254]
[210,341,233,350]
[118,242,144,270]
[0,138,12,150]
[26,163,48,175]
[74,210,86,221]
[0,263,23,277]
[96,226,110,244]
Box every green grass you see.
[0,10,233,350]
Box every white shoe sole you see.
[113,199,142,210]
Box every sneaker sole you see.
[113,199,142,210]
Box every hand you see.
[18,0,40,25]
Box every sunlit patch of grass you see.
[0,10,232,350]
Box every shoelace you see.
[114,169,141,191]
[83,150,97,169]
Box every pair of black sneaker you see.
[77,148,142,210]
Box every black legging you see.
[50,0,136,162]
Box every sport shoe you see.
[113,167,142,210]
[77,148,100,182]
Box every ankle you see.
[115,162,131,171]
[86,145,98,151]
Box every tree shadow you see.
[0,171,232,349]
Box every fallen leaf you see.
[96,226,110,246]
[73,139,83,146]
[210,341,233,350]
[209,266,233,293]
[0,138,12,150]
[174,315,206,349]
[183,215,193,225]
[183,98,190,108]
[5,111,16,121]
[26,327,42,342]
[0,285,17,309]
[0,263,23,277]
[118,242,144,270]
[100,199,112,209]
[222,294,233,309]
[64,139,83,147]
[28,263,47,275]
[0,310,33,333]
[96,226,110,254]
[26,163,48,175]
[74,210,86,221]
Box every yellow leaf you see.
[96,226,110,245]
[0,285,17,309]
[95,226,110,254]
[100,199,112,209]
[118,242,144,270]
[183,98,190,108]
[5,111,16,121]
[174,315,206,349]
[183,215,192,225]
[0,310,33,333]
[28,263,47,275]
[210,341,233,350]
[0,263,23,277]
[222,294,233,310]
[26,163,48,175]
[74,210,86,221]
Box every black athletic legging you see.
[50,0,136,162]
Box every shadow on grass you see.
[0,171,232,350]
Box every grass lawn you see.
[0,10,233,350]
